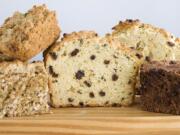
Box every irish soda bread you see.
[109,19,176,61]
[0,61,49,117]
[44,31,139,107]
[140,61,180,115]
[109,19,177,94]
[0,5,60,61]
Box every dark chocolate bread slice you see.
[140,61,180,115]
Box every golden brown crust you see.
[43,31,98,63]
[175,38,180,59]
[175,38,180,43]
[0,5,60,61]
[62,31,98,41]
[112,19,140,31]
[112,19,173,39]
[43,30,141,66]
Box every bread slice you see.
[44,31,140,107]
[109,19,176,61]
[0,5,60,61]
[140,61,180,115]
[0,61,49,117]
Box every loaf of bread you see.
[0,5,60,61]
[109,19,176,62]
[0,61,49,117]
[140,61,180,115]
[109,19,178,94]
[44,31,140,107]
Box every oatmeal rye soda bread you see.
[0,61,49,117]
[109,19,176,62]
[0,5,60,61]
[140,61,180,115]
[44,31,140,107]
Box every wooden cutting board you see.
[0,104,180,135]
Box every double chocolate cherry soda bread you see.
[44,31,140,107]
[0,5,60,61]
[140,61,180,115]
[0,61,49,117]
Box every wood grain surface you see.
[0,105,180,135]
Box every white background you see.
[0,0,179,60]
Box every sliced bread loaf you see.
[44,31,140,107]
[140,61,180,114]
[0,61,49,117]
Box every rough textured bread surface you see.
[110,19,176,62]
[44,31,140,107]
[140,61,180,115]
[0,61,49,117]
[175,38,180,60]
[0,5,60,61]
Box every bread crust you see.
[175,38,180,59]
[44,31,140,66]
[0,5,60,61]
[112,19,174,39]
[43,31,98,63]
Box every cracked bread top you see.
[43,31,99,62]
[44,30,140,64]
[0,5,60,61]
[109,19,176,61]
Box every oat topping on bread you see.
[0,61,49,117]
[0,5,60,61]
